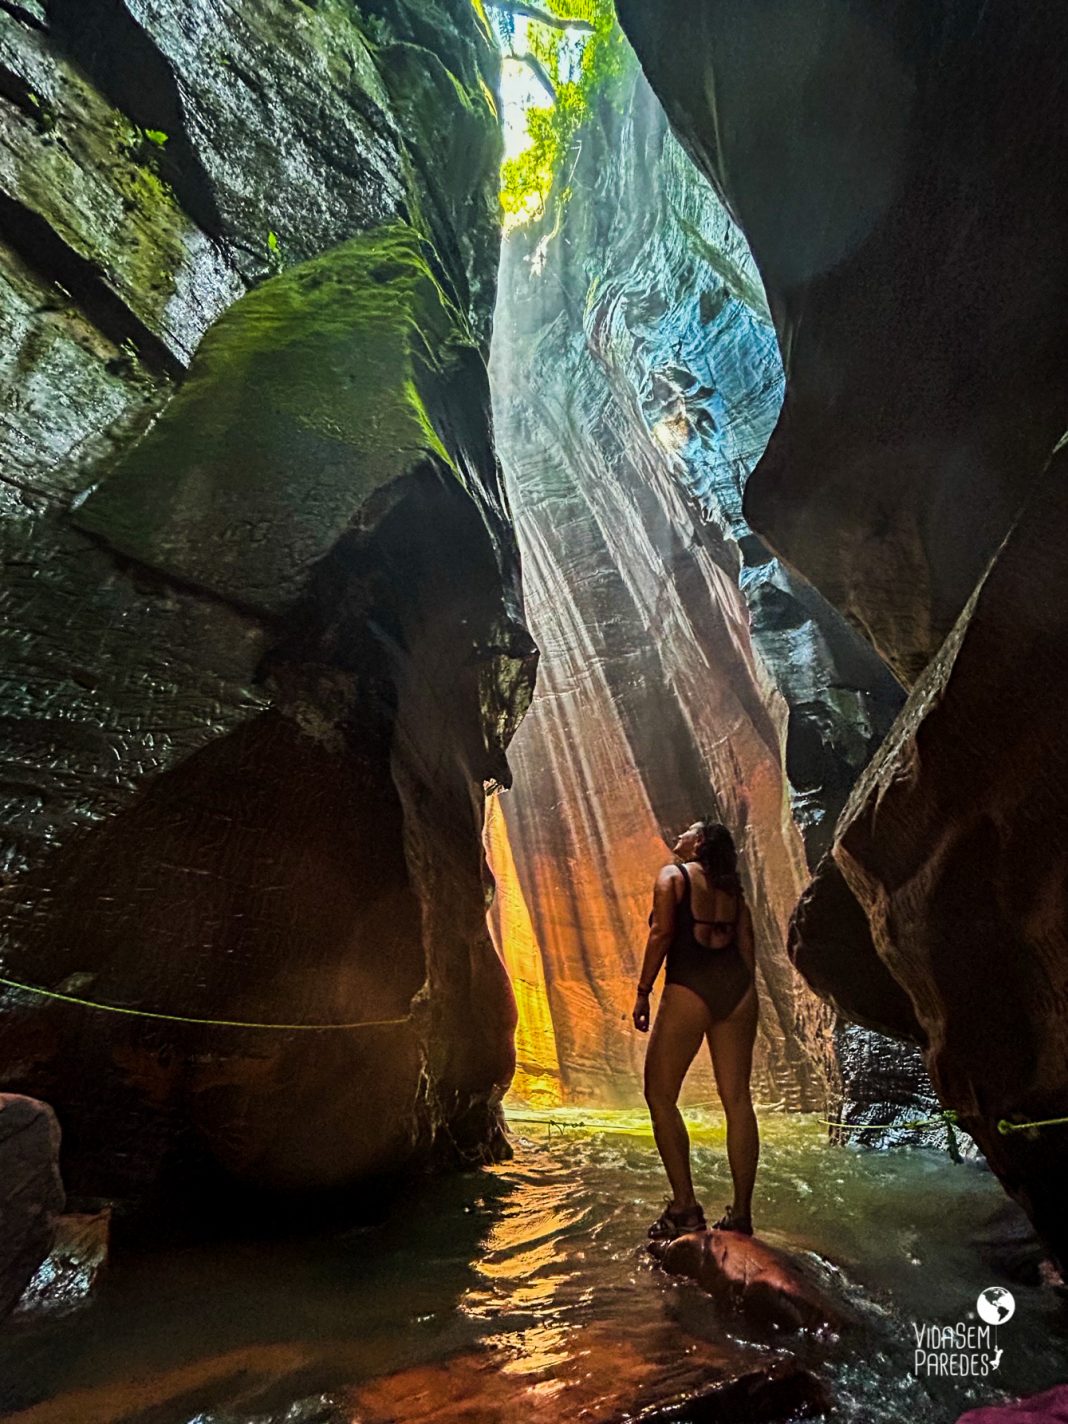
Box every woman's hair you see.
[695,818,742,894]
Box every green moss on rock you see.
[73,222,480,615]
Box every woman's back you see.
[681,860,742,948]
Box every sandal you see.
[711,1203,753,1235]
[647,1200,707,1240]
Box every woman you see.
[633,817,759,1239]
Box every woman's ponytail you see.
[696,817,742,895]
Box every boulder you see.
[0,0,533,1206]
[0,1094,64,1320]
[12,1208,110,1318]
[653,1228,846,1336]
[789,855,923,1043]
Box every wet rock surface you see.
[617,0,1068,688]
[0,0,533,1204]
[617,0,1068,1231]
[489,55,903,1112]
[13,1208,109,1319]
[652,1228,847,1337]
[826,451,1068,1270]
[0,1094,64,1320]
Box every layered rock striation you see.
[826,448,1068,1265]
[0,0,534,1203]
[488,59,900,1110]
[617,0,1068,688]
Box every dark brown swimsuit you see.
[663,863,753,1022]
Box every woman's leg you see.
[644,983,711,1208]
[706,982,760,1223]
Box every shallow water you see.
[2,1108,1066,1423]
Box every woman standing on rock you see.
[633,818,759,1239]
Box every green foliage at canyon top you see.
[498,0,626,224]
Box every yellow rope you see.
[821,1109,1068,1137]
[997,1114,1068,1134]
[514,1108,1068,1144]
[0,975,411,1031]
[5,974,1068,1133]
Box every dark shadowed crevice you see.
[45,0,226,238]
[0,188,185,379]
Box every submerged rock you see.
[652,1228,846,1337]
[13,1209,110,1319]
[970,1199,1065,1292]
[347,1326,832,1423]
[0,1094,64,1320]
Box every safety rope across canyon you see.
[818,1107,1068,1137]
[0,975,412,1031]
[3,976,1066,1138]
[507,1107,1068,1154]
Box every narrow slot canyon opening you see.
[476,3,1068,1418]
[483,1,902,1123]
[2,2,1067,1421]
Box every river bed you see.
[2,1108,1066,1423]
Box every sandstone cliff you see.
[0,0,534,1203]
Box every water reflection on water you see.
[2,1108,1066,1423]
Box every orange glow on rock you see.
[484,795,563,1108]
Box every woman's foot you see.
[712,1203,753,1235]
[648,1200,707,1240]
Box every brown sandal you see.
[648,1201,707,1240]
[711,1203,753,1235]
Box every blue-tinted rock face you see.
[0,0,533,1203]
[488,57,902,1110]
[617,0,1068,1253]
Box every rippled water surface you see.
[2,1108,1066,1423]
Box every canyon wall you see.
[618,0,1068,1258]
[488,60,902,1112]
[617,0,1068,689]
[0,0,534,1205]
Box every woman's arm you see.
[632,865,679,1032]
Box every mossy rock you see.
[74,222,479,615]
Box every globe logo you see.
[977,1286,1016,1325]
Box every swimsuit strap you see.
[677,861,693,919]
[687,866,741,933]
